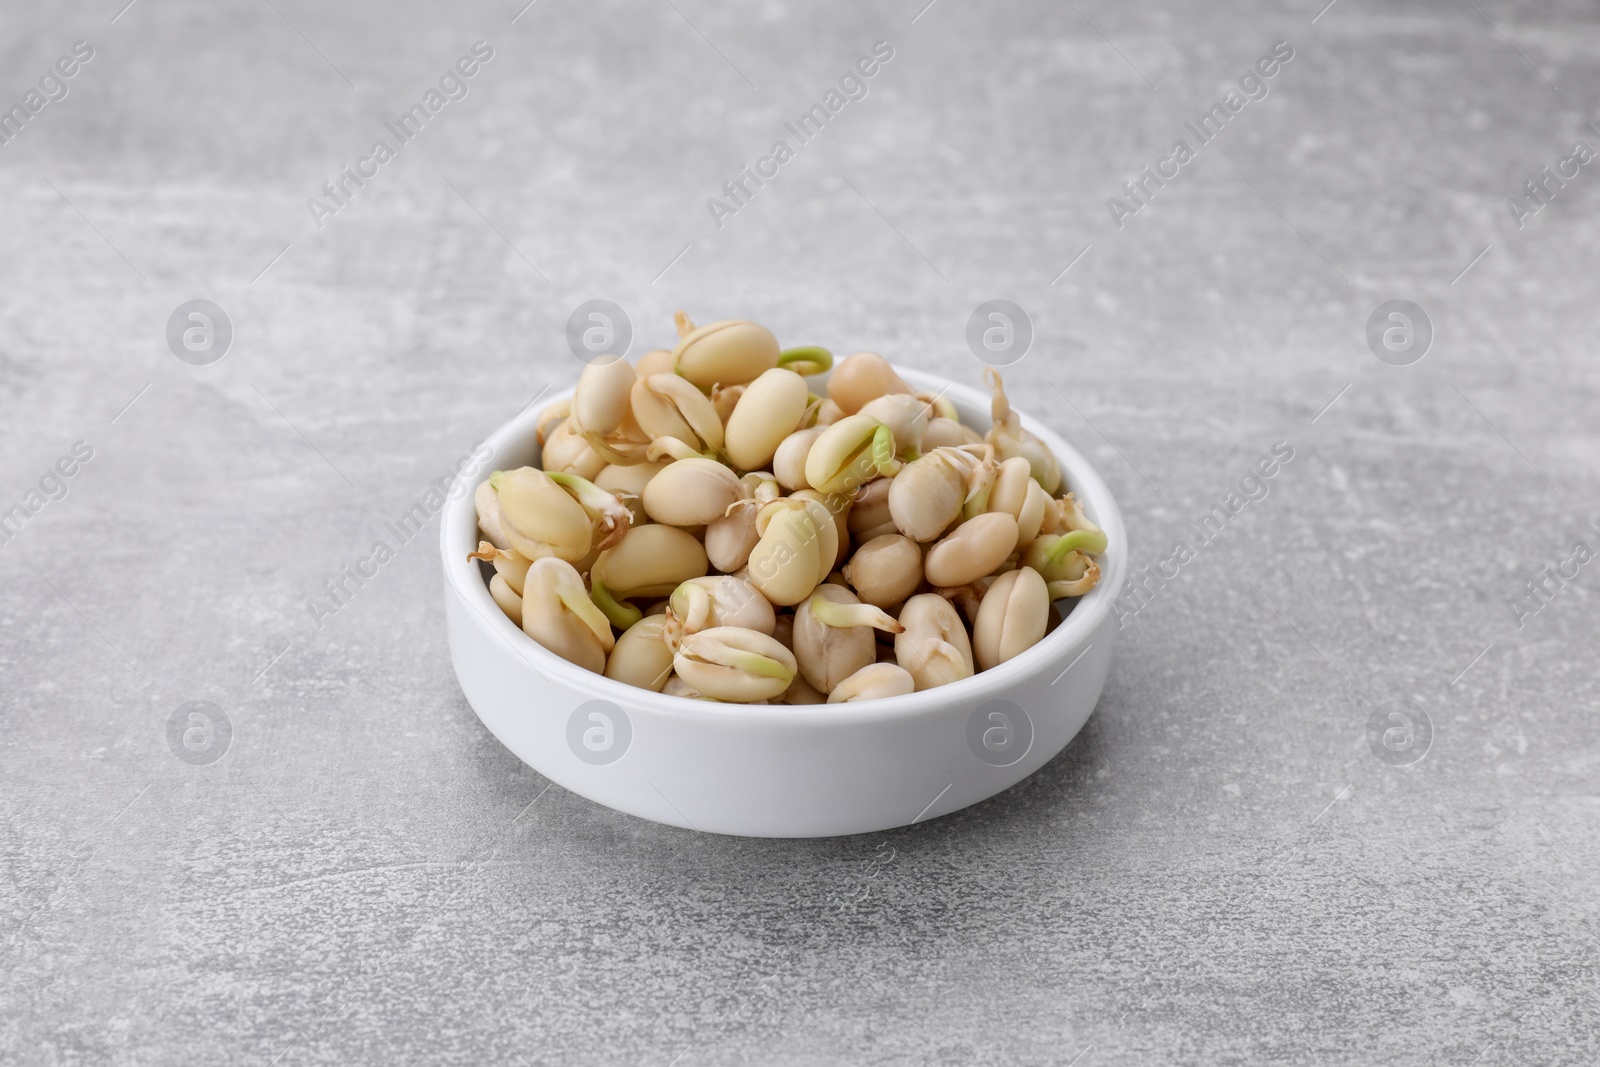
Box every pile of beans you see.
[471,312,1107,704]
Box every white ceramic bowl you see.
[440,367,1127,837]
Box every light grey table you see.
[3,1,1596,1063]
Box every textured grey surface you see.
[3,0,1598,1063]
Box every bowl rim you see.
[441,365,1128,725]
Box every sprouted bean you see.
[470,312,1110,703]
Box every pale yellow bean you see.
[703,508,754,574]
[888,451,968,542]
[773,425,825,491]
[630,373,725,453]
[724,367,810,470]
[793,584,904,693]
[540,419,607,480]
[641,458,743,526]
[827,352,913,415]
[789,489,851,570]
[605,615,675,691]
[572,357,638,440]
[757,497,839,588]
[804,414,885,494]
[987,456,1049,546]
[546,471,633,552]
[827,662,915,703]
[672,626,796,702]
[591,524,709,598]
[987,457,1033,522]
[972,566,1049,671]
[521,557,615,673]
[635,348,675,377]
[841,534,923,611]
[494,467,593,562]
[858,393,930,460]
[924,512,1019,587]
[1016,480,1049,546]
[667,575,775,637]
[747,503,825,606]
[894,593,974,690]
[703,501,755,573]
[921,417,982,451]
[672,317,780,387]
